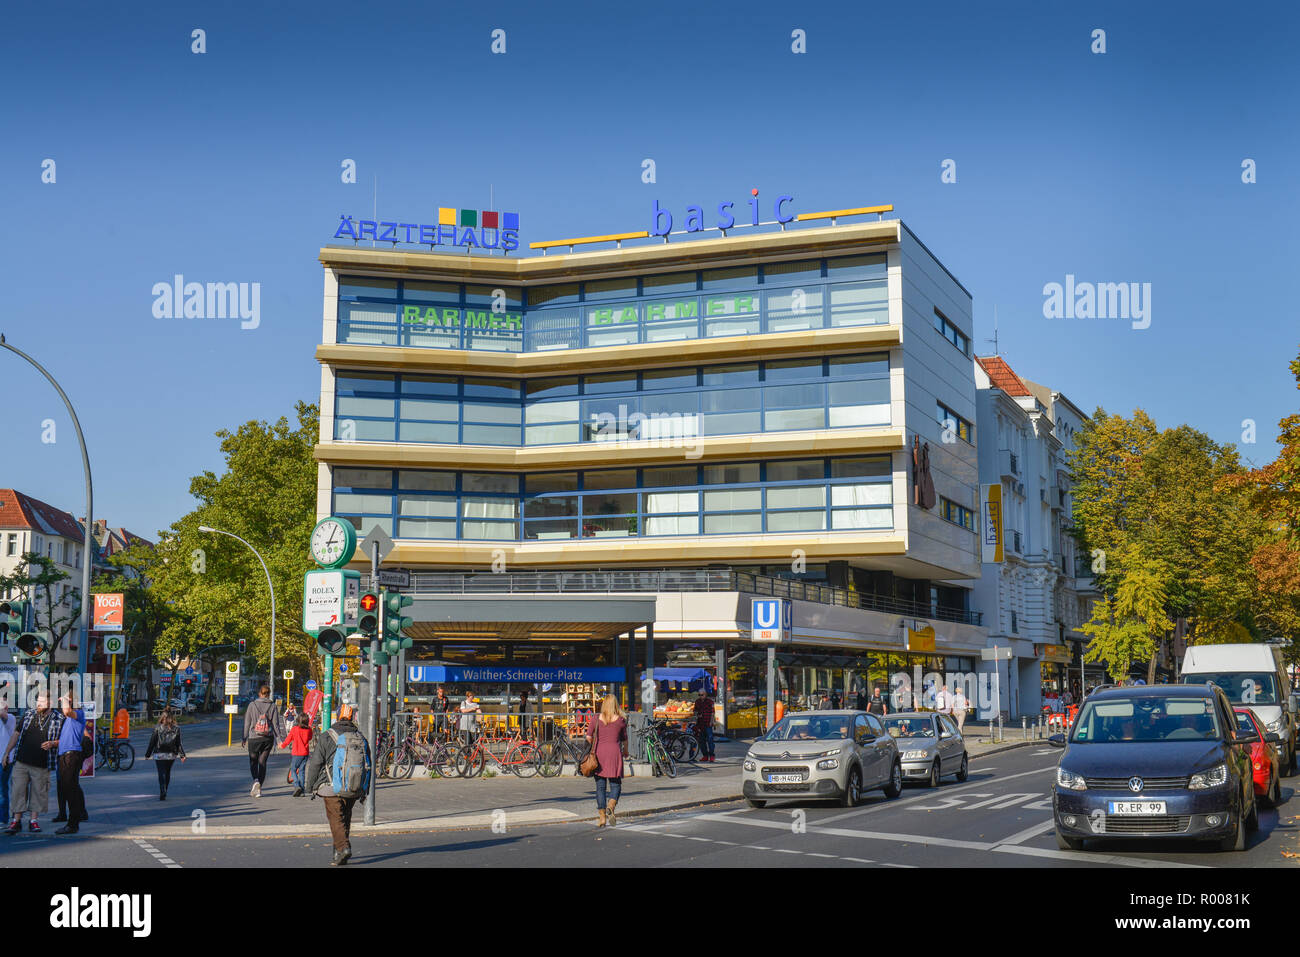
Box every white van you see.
[1180,643,1298,773]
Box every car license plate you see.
[767,773,803,784]
[1107,801,1167,815]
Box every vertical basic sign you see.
[751,599,792,732]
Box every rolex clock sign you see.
[310,516,357,569]
[304,517,361,637]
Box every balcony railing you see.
[999,449,1020,480]
[375,568,982,627]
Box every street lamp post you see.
[198,526,276,698]
[0,334,95,677]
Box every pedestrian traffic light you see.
[315,626,348,655]
[15,630,51,663]
[238,638,246,654]
[357,592,379,635]
[0,600,27,643]
[382,592,414,655]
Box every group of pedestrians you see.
[0,692,92,835]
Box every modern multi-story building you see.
[314,202,993,734]
[971,357,1101,716]
[0,489,88,669]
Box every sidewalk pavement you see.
[34,718,1043,840]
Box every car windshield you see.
[764,715,853,741]
[1182,673,1278,705]
[1070,696,1222,743]
[883,716,934,738]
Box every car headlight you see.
[815,745,848,758]
[904,749,931,760]
[817,758,840,770]
[743,757,756,772]
[1266,717,1284,734]
[1189,764,1228,789]
[1056,767,1087,791]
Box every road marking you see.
[962,792,1040,811]
[133,837,181,869]
[998,819,1057,846]
[688,812,1209,868]
[816,764,1059,824]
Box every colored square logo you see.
[460,209,477,227]
[502,212,519,230]
[438,207,457,225]
[482,211,500,229]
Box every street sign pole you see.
[766,645,775,732]
[366,542,380,826]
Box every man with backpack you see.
[242,685,285,798]
[305,702,371,866]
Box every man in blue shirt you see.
[54,695,89,835]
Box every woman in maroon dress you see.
[590,695,628,827]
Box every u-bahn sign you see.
[406,666,625,684]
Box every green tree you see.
[149,401,320,691]
[1081,548,1171,680]
[0,552,81,677]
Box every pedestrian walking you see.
[0,699,14,828]
[590,695,628,828]
[54,694,88,834]
[935,685,952,715]
[692,685,716,763]
[144,709,187,800]
[305,703,371,866]
[867,686,889,716]
[952,687,969,733]
[242,685,285,798]
[279,712,313,796]
[829,688,842,710]
[3,691,62,834]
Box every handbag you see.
[579,722,600,778]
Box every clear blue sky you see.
[3,0,1296,538]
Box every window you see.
[939,497,975,531]
[936,401,974,444]
[1010,611,1019,634]
[6,533,16,556]
[933,310,970,356]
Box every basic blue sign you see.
[184,666,194,675]
[751,598,792,642]
[407,666,625,685]
[305,680,318,691]
[339,664,348,675]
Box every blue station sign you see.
[406,666,626,684]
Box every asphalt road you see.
[6,745,1299,868]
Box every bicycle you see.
[537,731,592,777]
[652,721,700,763]
[636,724,676,778]
[379,729,459,780]
[94,726,135,772]
[455,728,541,778]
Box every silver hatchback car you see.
[742,710,903,808]
[884,711,969,786]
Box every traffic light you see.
[238,638,246,654]
[183,677,195,692]
[382,592,414,655]
[357,592,379,635]
[0,600,28,644]
[316,626,348,655]
[15,630,51,664]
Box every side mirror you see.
[1047,733,1067,749]
[1265,732,1282,744]
[1290,694,1298,714]
[1235,731,1260,746]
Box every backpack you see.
[156,727,180,753]
[251,702,271,737]
[319,727,371,799]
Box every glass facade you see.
[332,456,893,541]
[333,354,891,446]
[335,254,888,353]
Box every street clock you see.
[309,517,357,569]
